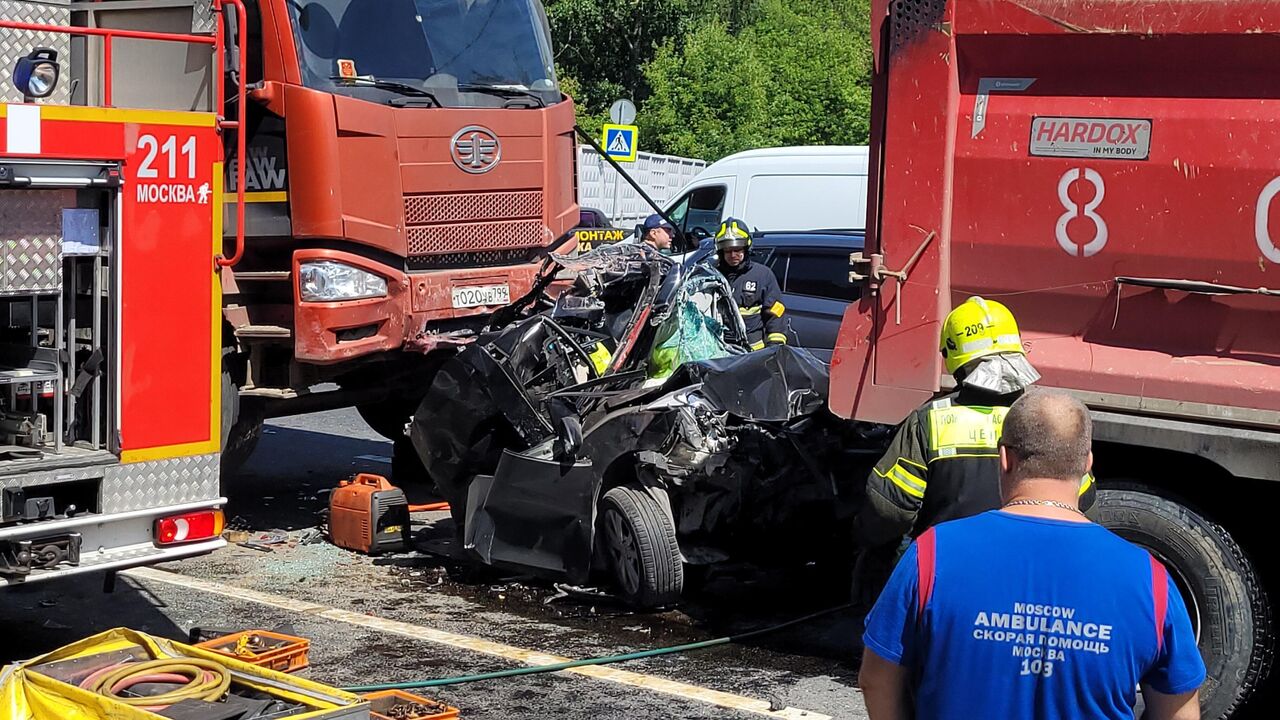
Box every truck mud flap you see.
[464,449,598,584]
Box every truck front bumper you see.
[292,248,541,363]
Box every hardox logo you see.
[451,126,501,174]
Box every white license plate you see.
[451,284,511,309]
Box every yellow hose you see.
[85,658,231,707]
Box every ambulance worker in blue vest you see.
[860,390,1204,720]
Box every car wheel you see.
[1096,485,1271,720]
[599,485,683,608]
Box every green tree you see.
[545,0,690,116]
[642,20,772,158]
[640,0,872,160]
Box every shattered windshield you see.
[288,0,561,107]
[542,243,746,380]
[648,265,745,379]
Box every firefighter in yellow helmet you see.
[851,298,1096,600]
[715,217,789,349]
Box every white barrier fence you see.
[577,146,706,227]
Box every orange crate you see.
[195,629,310,673]
[364,689,460,720]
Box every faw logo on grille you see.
[451,126,501,174]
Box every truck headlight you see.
[298,261,387,302]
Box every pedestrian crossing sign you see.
[602,124,638,163]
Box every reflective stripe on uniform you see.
[769,301,785,317]
[739,305,762,316]
[750,340,765,350]
[927,405,1009,452]
[876,461,928,499]
[767,332,788,344]
[1079,472,1094,496]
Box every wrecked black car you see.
[410,243,880,607]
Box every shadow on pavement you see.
[0,575,189,664]
[222,423,442,532]
[220,416,861,688]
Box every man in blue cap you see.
[640,213,674,253]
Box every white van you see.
[663,146,869,238]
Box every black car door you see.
[772,248,861,362]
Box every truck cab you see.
[216,0,579,459]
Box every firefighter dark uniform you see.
[856,386,1097,546]
[715,217,788,349]
[852,297,1095,601]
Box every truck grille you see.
[404,190,546,258]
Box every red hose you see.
[408,502,450,512]
[110,672,196,694]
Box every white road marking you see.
[354,454,392,464]
[125,567,830,719]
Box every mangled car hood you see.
[409,242,859,586]
[665,344,829,421]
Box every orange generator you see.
[328,474,410,555]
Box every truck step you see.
[234,325,293,339]
[239,387,300,399]
[231,271,291,282]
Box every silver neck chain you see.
[1003,498,1084,515]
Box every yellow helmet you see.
[939,296,1025,375]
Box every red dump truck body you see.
[833,2,1280,717]
[834,0,1280,429]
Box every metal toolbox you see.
[3,627,370,719]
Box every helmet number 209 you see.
[1055,168,1107,258]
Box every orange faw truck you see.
[833,2,1280,717]
[213,0,579,468]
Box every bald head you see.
[1000,390,1092,483]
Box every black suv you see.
[749,231,865,363]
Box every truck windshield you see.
[288,0,561,107]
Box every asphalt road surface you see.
[2,408,869,720]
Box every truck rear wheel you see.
[599,485,683,608]
[1095,486,1271,720]
[354,356,447,441]
[357,399,417,442]
[220,348,262,480]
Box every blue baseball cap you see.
[642,214,673,232]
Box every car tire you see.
[1095,486,1272,720]
[599,485,683,608]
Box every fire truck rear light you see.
[155,510,224,545]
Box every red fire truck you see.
[214,0,579,469]
[834,1,1279,716]
[0,2,230,586]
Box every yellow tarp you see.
[0,628,365,720]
